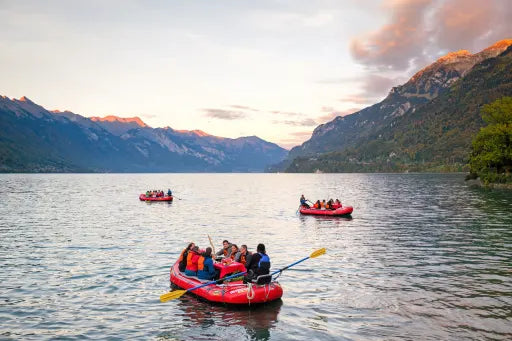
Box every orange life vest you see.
[197,256,205,271]
[240,252,248,266]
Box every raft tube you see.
[139,194,173,201]
[300,205,353,216]
[169,261,283,305]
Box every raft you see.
[139,194,173,201]
[300,205,353,216]
[169,260,283,305]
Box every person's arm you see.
[234,252,241,262]
[216,249,223,256]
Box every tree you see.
[469,97,512,183]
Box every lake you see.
[0,173,511,340]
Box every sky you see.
[0,0,510,149]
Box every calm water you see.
[0,173,511,340]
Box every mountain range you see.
[274,39,512,173]
[0,98,287,172]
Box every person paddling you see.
[167,188,172,197]
[244,243,271,284]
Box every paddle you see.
[160,270,248,302]
[159,248,326,302]
[208,235,216,256]
[269,247,326,277]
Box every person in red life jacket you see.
[185,246,200,276]
[178,242,195,272]
[335,199,341,205]
[197,247,216,280]
[237,244,252,267]
[229,244,240,261]
[215,240,233,258]
[244,243,271,284]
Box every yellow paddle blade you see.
[160,290,187,303]
[310,248,326,258]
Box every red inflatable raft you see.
[169,260,283,305]
[139,194,173,202]
[300,205,353,216]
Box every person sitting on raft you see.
[178,242,195,272]
[229,244,240,261]
[185,246,200,276]
[321,199,327,209]
[325,199,334,210]
[313,200,321,209]
[197,247,216,280]
[238,244,251,267]
[167,188,172,196]
[335,199,341,205]
[216,240,233,258]
[244,243,271,284]
[300,194,310,208]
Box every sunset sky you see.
[0,0,510,148]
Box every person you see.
[326,199,334,210]
[314,200,321,209]
[300,194,310,208]
[321,199,326,209]
[244,243,271,284]
[197,247,216,280]
[238,244,252,267]
[230,244,240,261]
[185,246,200,276]
[167,188,172,196]
[178,242,195,272]
[335,198,341,205]
[216,240,233,258]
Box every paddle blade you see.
[310,248,326,258]
[160,290,186,302]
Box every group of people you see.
[145,189,172,198]
[300,195,341,210]
[177,240,271,284]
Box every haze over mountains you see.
[273,39,512,173]
[0,98,287,172]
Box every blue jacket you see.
[197,256,216,280]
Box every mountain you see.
[0,98,287,172]
[277,39,512,172]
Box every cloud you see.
[271,110,302,116]
[433,0,512,52]
[350,0,512,72]
[274,118,318,127]
[230,105,259,112]
[338,95,374,105]
[317,107,361,123]
[203,108,245,120]
[277,130,314,149]
[350,0,433,70]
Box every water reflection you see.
[167,296,282,340]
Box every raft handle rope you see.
[246,282,255,300]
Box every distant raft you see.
[300,205,353,216]
[139,194,173,202]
